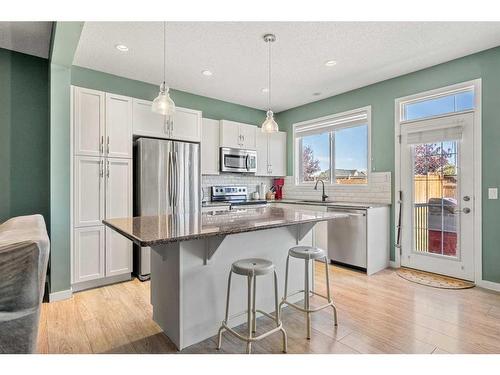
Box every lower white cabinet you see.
[72,156,132,287]
[73,226,105,283]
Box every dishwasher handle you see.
[327,208,366,217]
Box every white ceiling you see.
[0,22,53,58]
[74,22,500,112]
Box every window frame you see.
[400,86,475,124]
[293,106,372,187]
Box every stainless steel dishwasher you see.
[327,207,367,270]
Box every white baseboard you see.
[49,288,73,302]
[476,279,500,292]
[389,261,399,268]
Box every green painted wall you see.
[0,48,49,223]
[276,46,500,283]
[49,22,84,294]
[71,66,265,124]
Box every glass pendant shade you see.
[152,82,176,116]
[261,109,278,133]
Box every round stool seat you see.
[231,258,275,276]
[288,246,326,260]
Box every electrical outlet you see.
[488,188,498,200]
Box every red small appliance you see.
[273,178,284,200]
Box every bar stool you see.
[217,258,288,354]
[279,246,338,339]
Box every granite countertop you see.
[103,205,346,247]
[275,199,390,209]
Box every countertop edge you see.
[103,213,346,247]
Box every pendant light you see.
[261,33,278,133]
[152,22,176,116]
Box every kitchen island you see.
[104,205,346,350]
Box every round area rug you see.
[397,267,475,289]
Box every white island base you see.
[150,224,315,350]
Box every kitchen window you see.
[294,106,370,185]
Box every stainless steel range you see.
[211,186,267,208]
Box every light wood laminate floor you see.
[37,264,500,354]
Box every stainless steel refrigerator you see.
[134,137,201,280]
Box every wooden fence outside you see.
[413,174,456,204]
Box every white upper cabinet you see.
[105,93,133,158]
[255,131,287,176]
[132,99,201,142]
[201,118,220,175]
[219,120,257,150]
[171,107,202,142]
[73,87,105,157]
[74,156,105,227]
[132,98,166,137]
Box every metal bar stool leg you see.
[279,254,290,315]
[324,256,338,326]
[246,273,254,354]
[252,275,257,333]
[304,258,311,339]
[274,270,287,353]
[217,270,233,350]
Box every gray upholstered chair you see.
[0,214,50,353]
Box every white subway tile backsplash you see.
[282,172,392,204]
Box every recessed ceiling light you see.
[324,60,337,67]
[201,70,213,77]
[261,88,269,93]
[115,44,129,52]
[313,92,322,96]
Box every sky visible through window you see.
[301,126,368,174]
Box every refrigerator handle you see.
[168,151,173,208]
[173,151,178,208]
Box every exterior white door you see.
[105,158,132,276]
[105,93,132,158]
[400,112,474,280]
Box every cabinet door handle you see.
[100,159,104,178]
[106,136,110,155]
[164,119,169,135]
[100,136,104,154]
[170,117,174,136]
[106,160,110,178]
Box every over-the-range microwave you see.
[220,147,257,173]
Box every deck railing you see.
[414,203,429,252]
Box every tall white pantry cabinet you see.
[71,86,133,291]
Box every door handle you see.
[100,136,104,154]
[463,196,471,202]
[245,154,250,170]
[99,159,104,178]
[106,160,110,178]
[463,207,471,214]
[106,136,110,155]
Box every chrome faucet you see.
[314,179,328,202]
